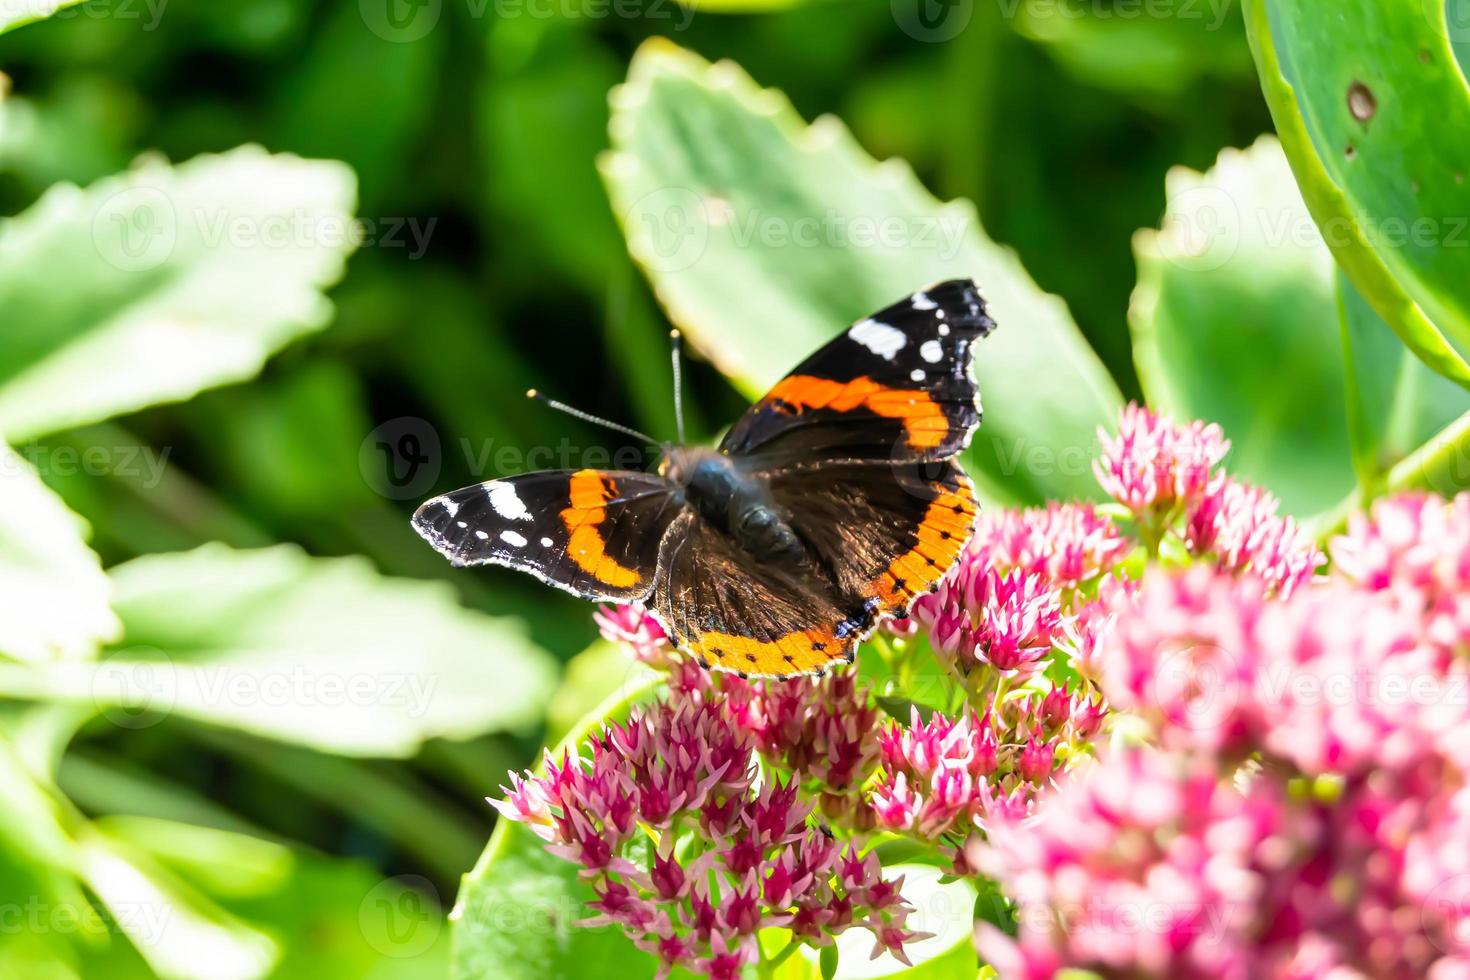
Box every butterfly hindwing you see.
[719,280,995,467]
[412,469,683,601]
[765,460,978,622]
[653,509,867,677]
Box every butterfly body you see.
[661,448,804,564]
[413,280,996,678]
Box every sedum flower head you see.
[491,680,924,977]
[1094,403,1229,518]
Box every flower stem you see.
[759,940,802,977]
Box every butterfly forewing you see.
[719,280,994,468]
[412,469,683,601]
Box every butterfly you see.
[412,279,995,679]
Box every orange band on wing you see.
[688,626,844,678]
[871,476,976,608]
[561,470,641,588]
[764,375,948,450]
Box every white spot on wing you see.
[540,537,553,547]
[475,530,489,540]
[487,482,532,521]
[500,530,528,547]
[848,318,906,360]
[938,324,951,337]
[910,369,925,382]
[442,499,460,518]
[911,292,937,310]
[920,340,944,363]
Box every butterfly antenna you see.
[525,389,662,447]
[670,329,687,444]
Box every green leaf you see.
[451,677,665,980]
[76,827,279,980]
[0,544,558,756]
[601,40,1122,505]
[0,0,84,35]
[1130,136,1352,515]
[1338,268,1470,490]
[0,443,119,662]
[0,145,357,441]
[1244,0,1470,386]
[820,944,839,980]
[98,816,450,978]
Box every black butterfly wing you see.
[718,280,995,467]
[766,459,977,622]
[413,469,684,601]
[652,509,865,678]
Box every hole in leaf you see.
[1347,81,1377,123]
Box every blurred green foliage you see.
[0,0,1467,977]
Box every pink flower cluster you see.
[968,502,1132,590]
[979,492,1470,978]
[977,746,1306,979]
[1094,403,1228,517]
[870,689,1104,844]
[595,602,678,668]
[1333,493,1470,651]
[1097,404,1323,596]
[492,678,924,978]
[909,503,1124,684]
[724,670,882,825]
